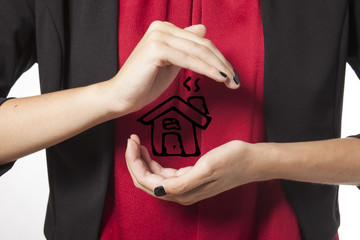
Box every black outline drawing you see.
[183,76,200,92]
[137,96,211,157]
[183,77,191,91]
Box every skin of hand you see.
[0,21,238,164]
[125,134,266,205]
[103,21,239,117]
[125,134,360,205]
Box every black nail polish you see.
[219,71,227,78]
[233,70,240,86]
[154,186,167,197]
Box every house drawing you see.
[137,96,212,157]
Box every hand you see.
[106,21,239,116]
[125,134,266,205]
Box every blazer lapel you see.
[261,1,348,239]
[37,0,119,239]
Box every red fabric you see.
[100,0,302,239]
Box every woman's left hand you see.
[125,134,269,205]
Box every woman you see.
[1,0,359,239]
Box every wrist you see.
[90,79,135,121]
[255,141,329,184]
[249,142,283,182]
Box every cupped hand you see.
[125,134,266,205]
[107,21,239,116]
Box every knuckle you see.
[171,182,189,195]
[147,30,164,42]
[175,197,193,206]
[133,180,142,189]
[231,140,243,148]
[228,140,247,152]
[149,20,164,31]
[147,40,164,54]
[203,38,215,48]
[181,55,195,69]
[135,175,148,188]
[197,43,209,54]
[199,161,215,179]
[182,200,194,206]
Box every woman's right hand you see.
[105,21,239,117]
[0,21,239,164]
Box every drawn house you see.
[137,96,212,157]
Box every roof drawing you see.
[137,96,211,129]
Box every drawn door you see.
[162,133,184,155]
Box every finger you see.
[150,42,237,88]
[139,145,162,172]
[139,145,178,178]
[183,24,207,37]
[163,22,207,38]
[129,134,140,145]
[158,32,233,85]
[126,161,155,196]
[175,166,193,177]
[154,162,214,196]
[159,22,237,84]
[174,178,235,205]
[172,180,215,205]
[147,22,240,88]
[138,145,193,180]
[125,138,165,191]
[129,134,186,178]
[124,137,147,185]
[125,138,173,197]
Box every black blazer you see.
[1,0,360,239]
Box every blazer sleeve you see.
[0,0,37,176]
[348,0,360,81]
[347,0,360,139]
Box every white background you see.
[0,64,360,239]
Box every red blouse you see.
[100,1,302,239]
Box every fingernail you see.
[233,70,240,86]
[154,186,167,196]
[219,71,227,79]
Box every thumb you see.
[184,24,207,37]
[153,164,211,197]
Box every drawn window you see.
[163,118,181,130]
